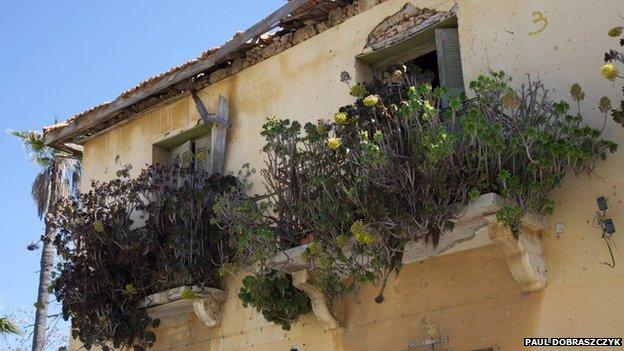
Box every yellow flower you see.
[363,95,380,107]
[392,69,403,82]
[327,137,342,150]
[181,289,197,300]
[93,220,104,233]
[334,112,349,125]
[423,101,435,113]
[351,220,375,245]
[601,63,619,81]
[335,234,349,247]
[608,27,622,37]
[124,284,138,295]
[350,84,368,97]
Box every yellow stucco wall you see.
[77,0,624,350]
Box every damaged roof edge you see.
[42,0,315,147]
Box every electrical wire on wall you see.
[594,197,617,268]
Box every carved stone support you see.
[487,218,546,292]
[291,269,341,330]
[192,297,224,327]
[139,286,227,327]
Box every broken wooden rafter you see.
[50,141,84,158]
[191,91,231,128]
[73,75,213,145]
[209,96,229,174]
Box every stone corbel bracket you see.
[402,193,547,292]
[192,294,225,327]
[291,269,342,330]
[268,246,343,329]
[485,215,546,292]
[139,286,227,327]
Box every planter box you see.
[138,285,226,327]
[267,193,546,330]
[403,193,514,263]
[269,193,546,290]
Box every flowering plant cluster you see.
[604,24,624,124]
[215,69,618,321]
[50,165,240,350]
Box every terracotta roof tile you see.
[43,0,362,140]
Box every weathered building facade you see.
[44,0,624,350]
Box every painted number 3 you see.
[529,11,548,36]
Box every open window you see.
[153,123,212,175]
[167,135,211,174]
[152,95,229,179]
[358,5,464,97]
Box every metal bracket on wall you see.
[406,336,449,351]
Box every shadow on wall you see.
[340,244,545,351]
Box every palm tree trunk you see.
[32,162,57,351]
[32,228,55,351]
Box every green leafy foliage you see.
[213,166,316,330]
[50,165,240,350]
[216,69,618,312]
[0,317,20,335]
[238,272,311,330]
[495,206,524,234]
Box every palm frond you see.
[9,129,46,154]
[0,317,20,335]
[12,129,82,222]
[58,158,81,198]
[70,161,82,195]
[32,170,50,219]
[9,129,53,166]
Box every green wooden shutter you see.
[435,28,465,97]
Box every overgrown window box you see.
[53,66,613,340]
[270,193,545,291]
[266,192,545,329]
[215,70,618,332]
[50,166,241,350]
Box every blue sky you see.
[0,0,283,344]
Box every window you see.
[153,123,213,175]
[358,10,464,98]
[168,136,211,174]
[152,95,230,178]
